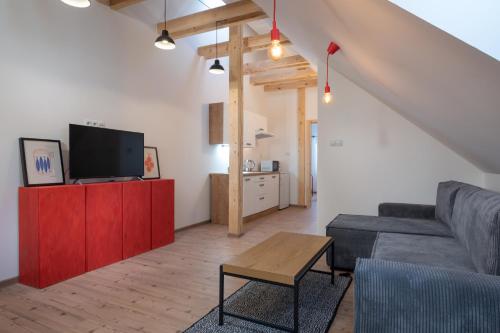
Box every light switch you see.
[329,139,344,147]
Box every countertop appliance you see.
[279,172,290,209]
[243,160,256,172]
[261,160,280,172]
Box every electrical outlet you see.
[84,119,94,126]
[98,121,106,128]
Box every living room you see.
[1,1,499,332]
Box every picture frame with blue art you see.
[19,138,66,187]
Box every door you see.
[123,181,152,259]
[86,183,123,271]
[38,186,85,288]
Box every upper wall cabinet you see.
[209,103,268,148]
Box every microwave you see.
[261,160,280,172]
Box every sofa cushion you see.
[372,233,477,272]
[435,181,478,226]
[451,188,500,275]
[326,214,453,271]
[328,214,453,237]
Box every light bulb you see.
[323,92,333,104]
[269,40,283,61]
[60,0,90,8]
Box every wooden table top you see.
[222,232,333,285]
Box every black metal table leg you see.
[293,283,299,333]
[329,243,335,285]
[219,265,224,326]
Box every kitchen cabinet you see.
[211,172,280,224]
[209,104,269,148]
[243,112,269,148]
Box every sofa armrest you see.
[355,259,500,333]
[378,203,435,219]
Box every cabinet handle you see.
[246,143,252,146]
[260,177,265,180]
[272,176,276,179]
[245,178,250,181]
[259,184,264,187]
[259,197,265,200]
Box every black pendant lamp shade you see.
[209,21,225,75]
[155,29,176,50]
[155,0,176,50]
[209,59,225,75]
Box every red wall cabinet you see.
[86,183,123,271]
[19,180,174,288]
[123,181,152,259]
[19,186,86,288]
[152,179,175,249]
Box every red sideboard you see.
[19,179,175,289]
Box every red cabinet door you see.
[151,180,175,249]
[123,181,151,259]
[86,183,123,271]
[38,186,86,288]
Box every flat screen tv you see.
[70,124,144,179]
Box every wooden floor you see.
[0,200,354,333]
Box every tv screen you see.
[70,124,144,179]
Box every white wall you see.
[485,174,500,192]
[317,69,485,230]
[0,1,231,281]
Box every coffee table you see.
[219,232,334,332]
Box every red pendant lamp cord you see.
[326,53,330,87]
[274,0,276,23]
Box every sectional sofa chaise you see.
[326,181,500,332]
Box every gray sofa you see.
[325,181,500,332]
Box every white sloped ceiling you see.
[253,0,500,172]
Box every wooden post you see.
[297,88,306,207]
[228,25,244,237]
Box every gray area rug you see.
[184,271,352,333]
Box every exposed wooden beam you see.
[227,25,244,237]
[243,55,309,75]
[297,88,306,207]
[263,78,318,92]
[197,33,290,59]
[250,68,316,86]
[108,0,144,10]
[156,0,266,39]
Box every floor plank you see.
[0,199,353,333]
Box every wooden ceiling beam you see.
[264,78,318,92]
[156,0,266,39]
[243,55,309,75]
[197,33,290,59]
[250,68,317,86]
[108,0,145,10]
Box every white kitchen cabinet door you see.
[268,174,280,207]
[243,111,256,148]
[243,176,257,217]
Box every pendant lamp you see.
[209,21,225,75]
[155,0,176,50]
[268,0,283,61]
[323,42,340,104]
[60,0,90,8]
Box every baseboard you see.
[0,277,18,289]
[290,204,308,208]
[243,206,279,223]
[175,220,211,232]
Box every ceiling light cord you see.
[196,0,210,9]
[215,20,219,59]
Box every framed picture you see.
[144,146,160,179]
[19,138,65,187]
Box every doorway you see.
[305,120,318,208]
